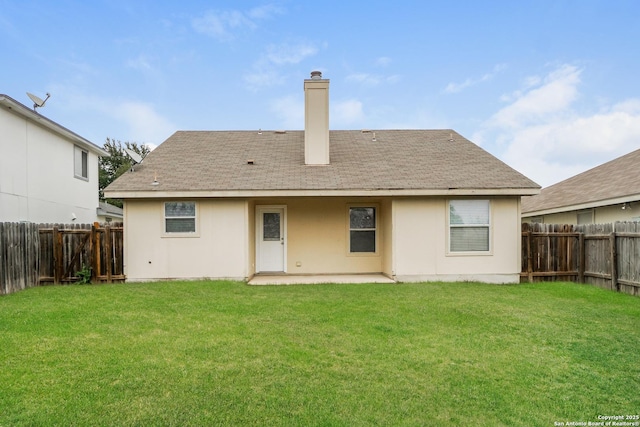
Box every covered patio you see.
[247,273,395,285]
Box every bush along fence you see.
[521,222,640,296]
[0,222,124,296]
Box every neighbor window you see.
[164,202,196,233]
[74,146,88,180]
[449,200,490,252]
[349,207,376,253]
[577,210,593,225]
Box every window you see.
[165,202,196,233]
[74,146,88,180]
[449,200,490,252]
[577,210,593,225]
[349,207,376,253]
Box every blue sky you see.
[2,0,640,187]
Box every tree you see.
[99,138,151,208]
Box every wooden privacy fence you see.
[0,222,39,295]
[1,222,124,295]
[522,222,640,296]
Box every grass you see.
[0,280,638,426]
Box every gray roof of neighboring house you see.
[522,147,640,215]
[0,94,108,156]
[97,202,123,218]
[105,129,539,196]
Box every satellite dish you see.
[27,92,51,110]
[124,148,144,171]
[124,148,143,164]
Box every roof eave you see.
[105,187,541,199]
[0,94,108,157]
[522,193,640,216]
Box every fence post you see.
[610,232,618,291]
[105,224,113,283]
[91,223,98,283]
[526,230,533,282]
[95,224,102,282]
[53,226,62,284]
[578,232,585,284]
[0,223,5,295]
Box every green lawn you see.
[0,281,638,426]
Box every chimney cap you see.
[310,70,323,80]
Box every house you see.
[105,72,540,284]
[0,94,108,224]
[522,148,640,224]
[96,201,123,223]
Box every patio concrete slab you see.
[247,274,395,285]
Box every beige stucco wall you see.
[393,197,522,283]
[0,107,100,223]
[380,200,393,277]
[253,197,384,275]
[123,196,522,283]
[595,204,640,223]
[123,199,248,281]
[526,211,576,224]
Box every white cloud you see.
[491,64,580,128]
[375,57,392,67]
[126,54,152,71]
[444,64,507,94]
[270,95,303,129]
[244,69,286,89]
[265,42,318,65]
[247,4,285,20]
[333,99,365,126]
[244,41,320,90]
[192,4,283,41]
[113,101,176,146]
[192,10,252,40]
[346,73,381,86]
[345,72,400,87]
[478,64,640,187]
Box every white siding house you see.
[0,94,108,223]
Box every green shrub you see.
[75,263,92,284]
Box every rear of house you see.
[106,72,539,284]
[121,195,524,283]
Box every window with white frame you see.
[577,210,593,225]
[449,200,490,252]
[74,146,88,180]
[164,202,196,233]
[349,207,376,253]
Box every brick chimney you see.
[304,71,330,165]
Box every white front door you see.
[257,207,285,272]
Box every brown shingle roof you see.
[105,129,539,195]
[522,147,640,214]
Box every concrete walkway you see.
[248,274,395,285]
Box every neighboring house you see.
[522,148,640,224]
[105,72,539,284]
[96,202,123,223]
[0,94,108,223]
